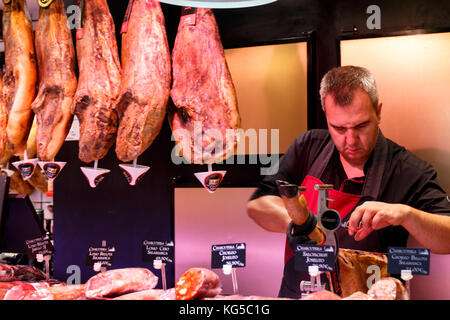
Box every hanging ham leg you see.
[115,0,171,162]
[0,71,6,159]
[169,8,241,165]
[72,0,121,163]
[2,0,37,157]
[31,0,77,161]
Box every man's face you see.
[324,88,381,167]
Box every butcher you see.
[247,65,450,299]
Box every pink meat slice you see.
[84,268,159,298]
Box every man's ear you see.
[376,103,382,123]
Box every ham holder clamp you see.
[276,180,341,296]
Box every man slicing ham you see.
[247,65,450,299]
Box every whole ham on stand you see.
[115,0,171,186]
[169,7,241,193]
[72,0,121,188]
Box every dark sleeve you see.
[249,130,327,200]
[377,156,450,252]
[410,163,450,216]
[391,151,450,216]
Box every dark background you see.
[46,0,450,286]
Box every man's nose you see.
[346,129,358,145]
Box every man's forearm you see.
[403,208,450,254]
[348,201,450,254]
[247,195,291,233]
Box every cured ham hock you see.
[115,0,171,162]
[169,8,241,164]
[2,0,37,157]
[31,0,77,161]
[72,0,121,163]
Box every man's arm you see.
[247,195,291,233]
[348,201,450,254]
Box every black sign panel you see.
[387,247,430,275]
[25,235,55,258]
[0,194,46,254]
[295,244,336,272]
[211,243,246,268]
[85,246,116,268]
[142,240,174,264]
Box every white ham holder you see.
[119,158,150,186]
[38,160,67,197]
[80,160,110,188]
[401,269,413,298]
[36,254,52,280]
[222,264,239,295]
[92,240,109,273]
[194,164,226,194]
[300,265,325,295]
[12,150,38,180]
[153,259,167,291]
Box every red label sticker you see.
[204,173,224,192]
[121,0,135,34]
[76,0,85,40]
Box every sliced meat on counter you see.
[3,282,51,300]
[44,284,86,300]
[72,0,121,163]
[342,291,372,300]
[337,248,389,297]
[31,0,77,161]
[115,0,171,162]
[0,264,47,282]
[113,288,175,300]
[0,281,18,299]
[169,8,241,165]
[301,290,342,300]
[1,281,63,300]
[175,267,222,300]
[84,268,159,298]
[158,288,176,300]
[2,0,37,156]
[368,277,409,300]
[113,289,165,300]
[0,71,7,159]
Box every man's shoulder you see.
[294,129,331,146]
[288,129,332,159]
[385,138,434,174]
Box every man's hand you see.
[348,201,410,241]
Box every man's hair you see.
[319,65,379,111]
